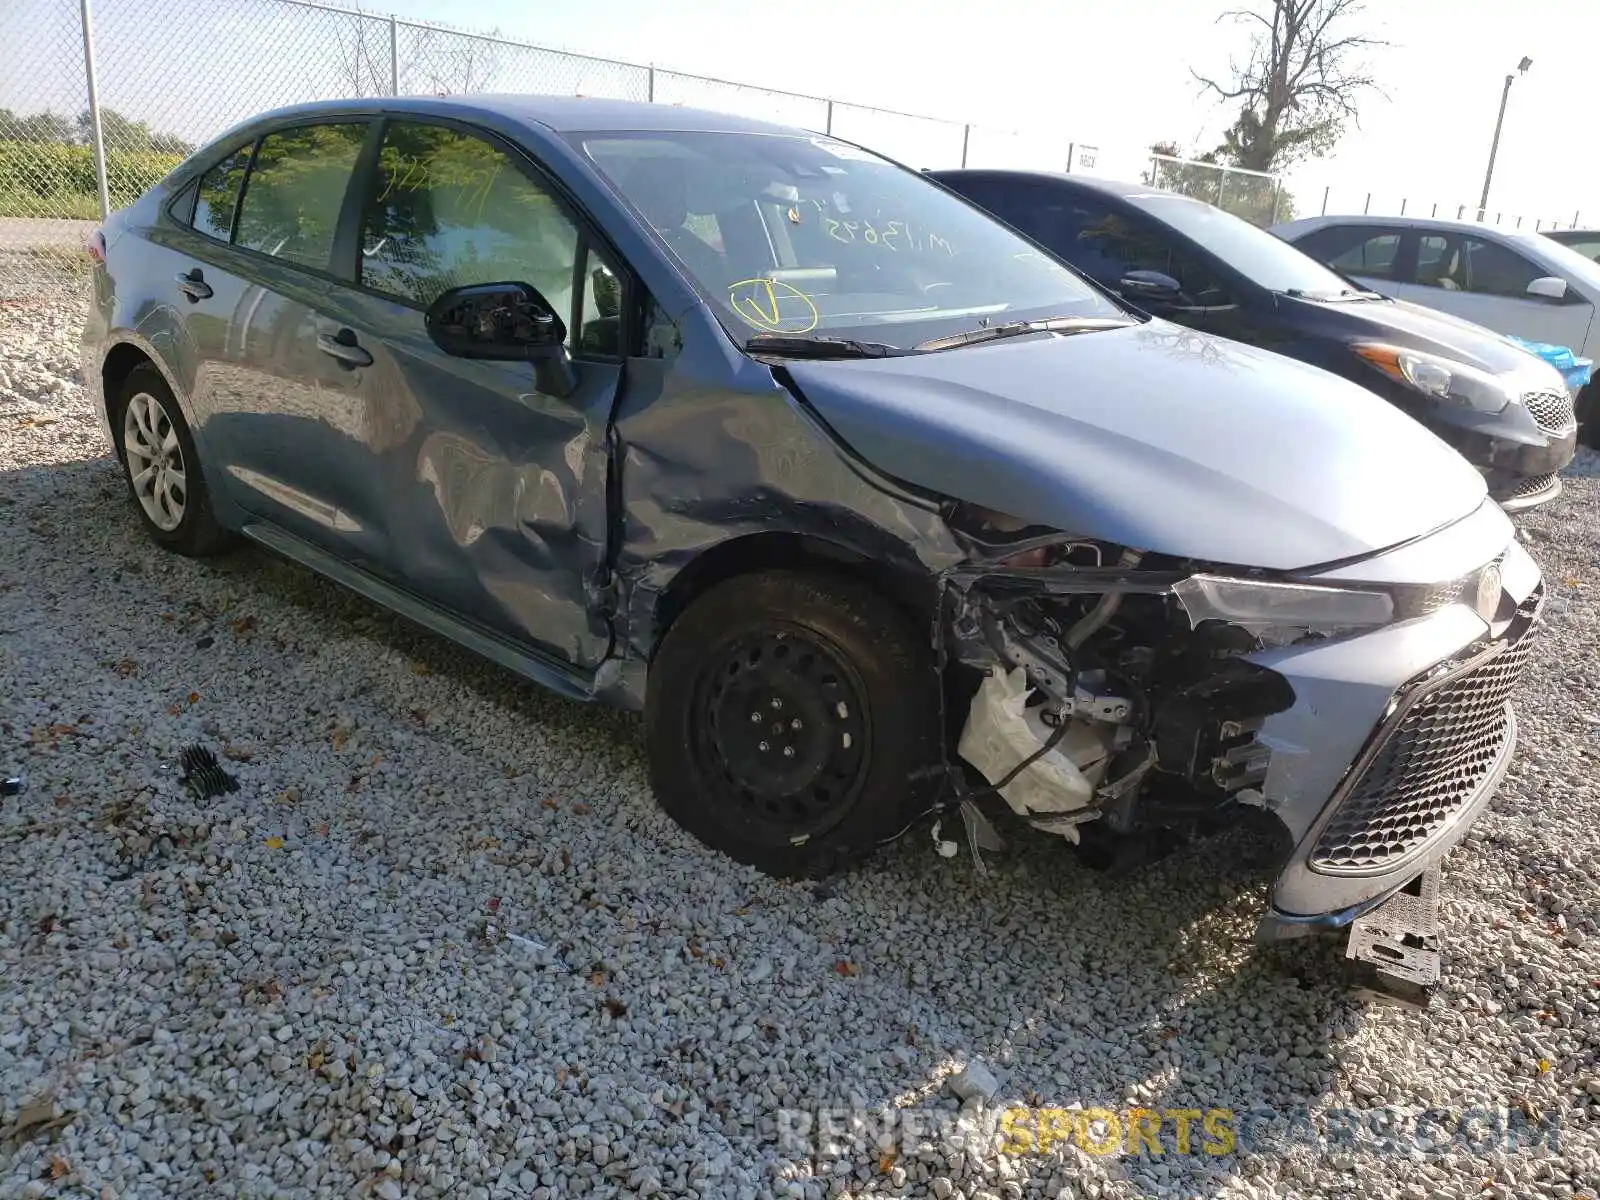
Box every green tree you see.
[1194,0,1382,173]
[0,109,74,143]
[75,107,192,156]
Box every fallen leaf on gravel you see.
[834,961,858,976]
[1538,1058,1552,1073]
[330,727,351,751]
[0,1098,73,1144]
[571,803,591,815]
[602,998,627,1018]
[187,692,200,705]
[112,658,137,677]
[541,798,558,810]
[222,745,254,762]
[229,615,256,635]
[877,1150,898,1173]
[49,1156,69,1179]
[411,662,431,676]
[263,836,284,850]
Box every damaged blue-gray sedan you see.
[82,97,1543,1004]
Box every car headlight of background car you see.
[1352,342,1517,414]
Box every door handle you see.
[174,268,212,302]
[316,328,374,369]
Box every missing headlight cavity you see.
[941,541,1297,848]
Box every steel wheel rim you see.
[122,392,186,532]
[689,627,873,845]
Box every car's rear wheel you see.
[113,364,233,556]
[645,570,942,878]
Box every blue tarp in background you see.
[1505,335,1594,395]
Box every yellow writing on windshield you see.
[728,277,820,334]
[819,215,954,256]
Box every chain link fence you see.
[1298,182,1580,234]
[0,0,1119,300]
[1147,155,1290,227]
[1,0,1582,303]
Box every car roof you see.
[931,168,1182,203]
[231,94,803,138]
[1284,212,1561,239]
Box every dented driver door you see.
[333,118,626,669]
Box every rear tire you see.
[645,570,942,878]
[112,364,233,557]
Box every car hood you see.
[782,321,1489,572]
[1279,291,1555,375]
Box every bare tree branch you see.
[1195,0,1386,172]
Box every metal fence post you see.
[1576,210,1582,227]
[1216,167,1227,209]
[824,100,833,135]
[1321,186,1329,215]
[388,16,399,96]
[647,66,655,103]
[1400,198,1407,215]
[1066,142,1075,174]
[78,0,111,220]
[1363,192,1370,214]
[960,124,970,168]
[1431,203,1437,217]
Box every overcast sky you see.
[3,0,1593,227]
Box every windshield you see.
[578,130,1127,350]
[1128,193,1361,297]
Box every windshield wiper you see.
[742,333,904,359]
[914,315,1133,352]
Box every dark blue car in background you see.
[83,97,1544,989]
[931,169,1578,509]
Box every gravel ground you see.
[3,293,1600,1200]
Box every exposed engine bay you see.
[940,503,1300,863]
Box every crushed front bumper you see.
[1252,501,1543,933]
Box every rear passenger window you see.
[360,122,581,317]
[1328,232,1400,278]
[234,123,367,269]
[1294,225,1401,279]
[190,145,253,242]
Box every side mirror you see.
[1119,269,1183,305]
[1526,275,1569,302]
[424,282,577,397]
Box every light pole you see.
[1478,56,1532,218]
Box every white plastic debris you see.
[930,819,960,858]
[957,667,1107,834]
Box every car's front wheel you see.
[645,570,942,878]
[113,364,233,556]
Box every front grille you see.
[1522,388,1576,433]
[1309,596,1540,874]
[1508,471,1559,502]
